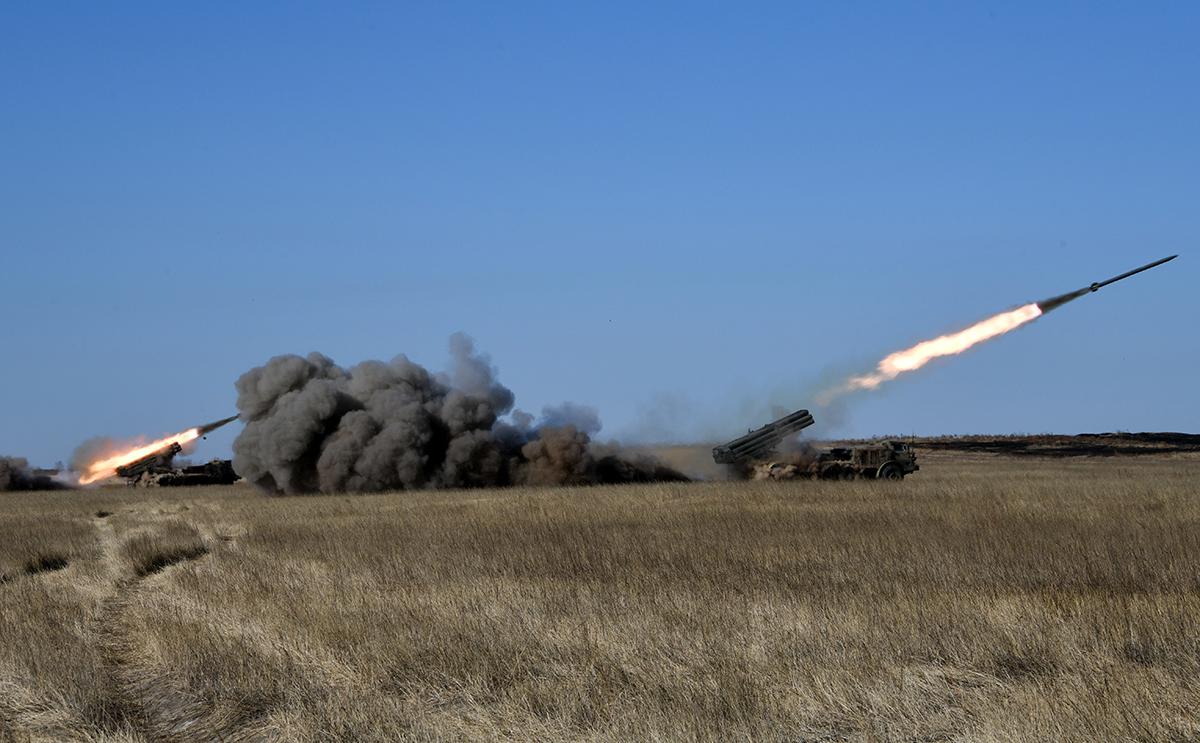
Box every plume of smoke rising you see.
[618,376,852,450]
[232,333,687,494]
[71,438,116,474]
[536,402,602,435]
[0,456,71,491]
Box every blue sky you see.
[2,3,1196,466]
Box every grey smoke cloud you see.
[0,456,71,491]
[537,402,602,436]
[232,333,686,494]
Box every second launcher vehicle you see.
[712,409,919,480]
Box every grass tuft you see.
[23,552,69,575]
[122,522,208,577]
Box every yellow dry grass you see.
[2,456,1199,741]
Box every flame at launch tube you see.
[819,303,1043,403]
[73,415,237,485]
[77,428,201,485]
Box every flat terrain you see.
[859,431,1200,459]
[647,432,1200,481]
[2,455,1199,741]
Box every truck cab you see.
[818,441,919,480]
[868,441,919,479]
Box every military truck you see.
[115,442,238,487]
[754,441,919,481]
[713,409,919,480]
[128,458,238,488]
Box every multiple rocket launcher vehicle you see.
[712,409,919,480]
[112,415,239,487]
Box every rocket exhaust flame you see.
[75,415,238,485]
[77,428,201,484]
[819,303,1043,402]
[818,255,1176,404]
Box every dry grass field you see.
[2,455,1199,741]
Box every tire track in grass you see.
[90,509,270,742]
[0,514,148,743]
[93,505,389,741]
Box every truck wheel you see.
[839,469,857,481]
[877,463,902,481]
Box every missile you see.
[197,414,239,437]
[1088,254,1177,293]
[1038,255,1178,313]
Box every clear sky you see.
[2,3,1196,467]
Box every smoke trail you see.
[232,333,687,494]
[0,457,72,491]
[1036,288,1091,313]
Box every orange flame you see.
[78,428,201,485]
[820,303,1043,402]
